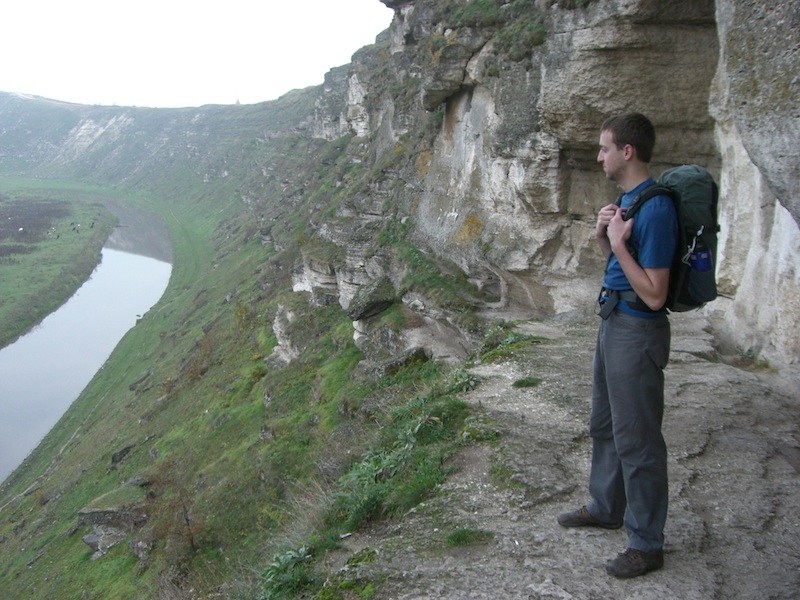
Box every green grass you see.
[478,325,546,363]
[453,0,503,27]
[446,527,494,547]
[448,0,547,62]
[512,376,542,388]
[496,16,547,61]
[255,367,476,599]
[260,545,314,600]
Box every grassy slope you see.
[0,176,225,595]
[0,158,491,599]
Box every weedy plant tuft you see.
[512,376,542,388]
[446,527,494,547]
[260,545,314,600]
[478,325,545,363]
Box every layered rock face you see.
[711,0,800,362]
[308,0,797,366]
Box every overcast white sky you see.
[1,0,393,108]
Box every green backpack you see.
[621,164,720,312]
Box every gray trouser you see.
[587,309,670,552]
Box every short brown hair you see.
[601,112,656,163]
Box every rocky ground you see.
[329,304,800,599]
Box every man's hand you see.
[595,203,619,240]
[607,207,633,251]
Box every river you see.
[0,207,172,483]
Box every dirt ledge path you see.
[333,308,800,599]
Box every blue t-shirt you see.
[603,178,678,317]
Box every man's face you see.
[597,129,626,182]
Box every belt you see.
[597,288,651,319]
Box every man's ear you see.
[623,144,635,160]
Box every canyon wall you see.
[310,0,798,365]
[710,0,800,362]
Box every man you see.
[557,113,677,578]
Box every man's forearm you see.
[597,232,612,260]
[611,239,670,309]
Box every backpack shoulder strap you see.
[622,185,676,221]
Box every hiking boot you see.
[605,547,664,579]
[556,506,622,529]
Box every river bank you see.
[0,188,116,350]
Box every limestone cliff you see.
[308,0,799,365]
[711,0,800,363]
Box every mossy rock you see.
[347,277,396,321]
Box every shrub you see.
[496,17,547,61]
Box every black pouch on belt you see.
[597,288,619,319]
